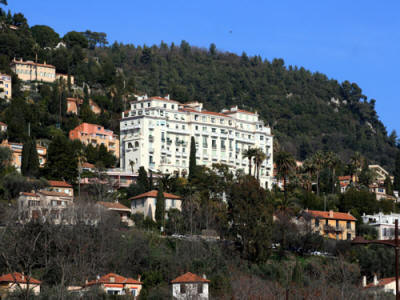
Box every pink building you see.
[69,123,119,159]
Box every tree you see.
[228,176,273,263]
[394,151,400,192]
[311,151,325,196]
[31,25,60,48]
[275,151,296,202]
[155,185,165,230]
[384,175,394,196]
[42,136,78,183]
[325,152,340,194]
[189,136,197,181]
[0,0,7,6]
[349,152,363,183]
[137,166,149,192]
[242,148,257,176]
[253,148,267,181]
[21,138,39,178]
[63,31,88,49]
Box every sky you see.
[7,1,400,134]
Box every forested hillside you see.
[0,8,398,170]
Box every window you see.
[346,221,351,229]
[195,115,199,120]
[336,220,339,228]
[195,125,199,130]
[180,284,186,293]
[347,233,352,240]
[212,140,217,149]
[171,199,175,207]
[147,102,150,107]
[163,104,167,108]
[197,283,203,294]
[212,128,216,133]
[172,104,175,109]
[211,118,215,123]
[315,219,319,227]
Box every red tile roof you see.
[11,59,56,69]
[98,201,130,212]
[82,162,95,169]
[86,273,142,286]
[338,176,351,181]
[20,192,39,197]
[38,190,71,197]
[305,210,356,221]
[171,272,210,284]
[365,277,395,288]
[129,190,182,201]
[0,272,41,284]
[0,121,7,126]
[48,180,72,188]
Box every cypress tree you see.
[21,138,39,178]
[137,166,149,192]
[394,151,400,192]
[189,136,197,180]
[21,139,31,176]
[29,139,40,178]
[155,184,165,229]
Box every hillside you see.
[0,8,398,170]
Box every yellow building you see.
[303,209,356,240]
[0,74,11,100]
[11,59,56,83]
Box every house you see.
[0,74,11,100]
[56,73,74,85]
[300,209,356,240]
[361,212,400,240]
[120,95,273,189]
[129,190,182,221]
[11,58,56,83]
[0,140,47,171]
[369,183,396,201]
[69,123,119,159]
[171,272,210,300]
[363,274,396,296]
[97,201,133,226]
[0,272,41,297]
[369,164,393,185]
[18,190,74,224]
[46,180,74,197]
[66,98,101,115]
[84,273,142,297]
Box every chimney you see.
[329,210,333,218]
[373,274,378,286]
[137,275,141,282]
[202,274,207,280]
[362,276,367,287]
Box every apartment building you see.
[361,212,400,240]
[0,74,11,99]
[69,123,119,159]
[120,96,273,188]
[300,209,357,240]
[0,140,47,171]
[11,59,56,83]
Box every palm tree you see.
[275,151,296,203]
[242,148,257,176]
[325,152,340,194]
[311,151,325,196]
[349,152,363,183]
[254,148,267,180]
[301,158,316,192]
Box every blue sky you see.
[7,1,400,134]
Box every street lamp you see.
[352,219,399,299]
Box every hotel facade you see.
[120,96,273,188]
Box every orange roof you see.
[20,192,39,197]
[0,272,41,284]
[171,272,210,284]
[0,121,7,126]
[48,180,72,188]
[129,190,182,201]
[11,59,55,69]
[67,97,83,104]
[365,277,395,288]
[82,162,95,169]
[340,182,349,187]
[338,176,351,181]
[38,190,71,197]
[98,201,130,211]
[305,210,356,221]
[86,273,142,286]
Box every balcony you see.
[323,224,343,233]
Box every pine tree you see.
[394,151,400,192]
[189,136,197,181]
[155,185,165,229]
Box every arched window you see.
[135,141,139,148]
[128,143,133,148]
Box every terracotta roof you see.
[11,59,55,69]
[171,272,210,284]
[38,190,71,197]
[305,210,356,221]
[129,190,182,201]
[98,201,130,212]
[0,272,41,284]
[48,180,72,188]
[0,121,7,126]
[86,273,142,286]
[67,97,83,104]
[20,192,39,197]
[340,182,349,187]
[338,176,351,181]
[82,162,95,169]
[365,277,395,288]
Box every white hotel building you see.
[119,95,273,188]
